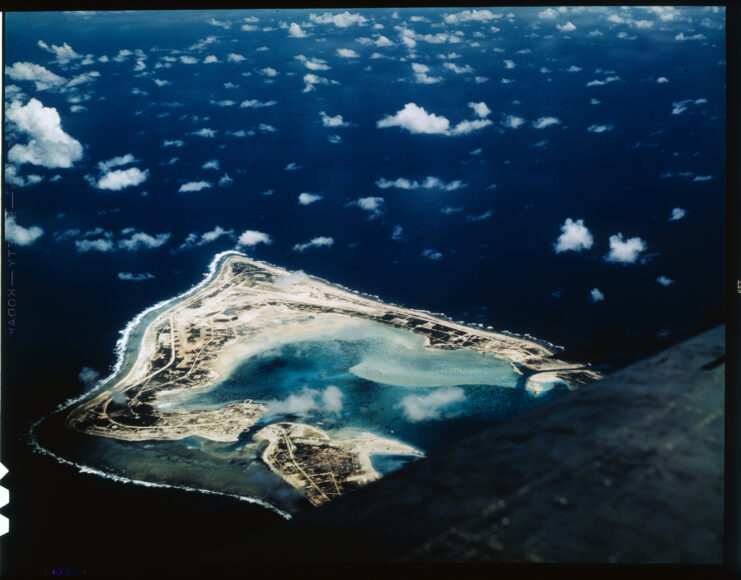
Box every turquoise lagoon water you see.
[162,318,567,453]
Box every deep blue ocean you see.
[2,7,726,574]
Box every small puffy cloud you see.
[203,55,219,64]
[179,181,213,193]
[587,124,615,133]
[288,22,308,37]
[284,162,301,171]
[240,98,277,108]
[328,134,342,144]
[310,11,367,27]
[391,225,405,241]
[218,173,234,187]
[502,115,526,129]
[567,65,582,72]
[656,275,675,287]
[202,159,220,170]
[180,55,198,65]
[533,116,562,129]
[412,62,442,84]
[118,272,155,281]
[67,71,101,88]
[669,207,686,221]
[397,387,465,421]
[539,7,558,19]
[466,209,493,222]
[675,32,705,41]
[586,75,621,87]
[589,288,605,303]
[293,236,334,252]
[444,62,474,74]
[97,154,136,172]
[264,386,344,417]
[5,62,66,91]
[337,48,360,58]
[273,270,309,288]
[191,128,217,138]
[554,218,594,253]
[377,102,491,136]
[320,111,350,127]
[227,53,245,63]
[604,233,646,264]
[176,226,234,251]
[259,67,278,77]
[163,139,185,147]
[75,238,114,252]
[78,366,100,389]
[298,192,323,205]
[303,73,338,92]
[693,175,714,182]
[321,385,344,414]
[421,248,443,260]
[5,212,44,246]
[37,40,82,64]
[96,167,149,191]
[468,101,491,118]
[117,231,171,251]
[352,196,385,219]
[376,176,466,191]
[295,54,330,71]
[6,98,83,168]
[237,229,272,247]
[657,76,670,83]
[557,21,577,32]
[5,164,44,187]
[443,9,501,24]
[503,59,516,69]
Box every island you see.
[64,253,601,506]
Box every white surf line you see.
[27,417,291,520]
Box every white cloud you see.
[604,233,646,264]
[298,192,323,205]
[693,175,714,182]
[5,62,66,91]
[672,98,708,116]
[337,48,360,58]
[176,226,234,251]
[328,134,342,144]
[444,9,501,24]
[264,386,344,417]
[78,366,100,389]
[567,65,582,72]
[259,124,277,133]
[293,236,334,252]
[180,55,198,65]
[412,62,442,84]
[533,116,562,129]
[322,385,344,414]
[118,272,155,281]
[295,54,330,71]
[6,98,83,169]
[557,21,577,32]
[539,8,558,19]
[284,162,301,171]
[240,98,277,108]
[218,173,234,187]
[501,114,526,130]
[669,207,686,221]
[116,230,170,252]
[656,275,675,287]
[554,218,594,253]
[468,101,491,118]
[586,75,621,87]
[67,71,101,88]
[587,124,615,133]
[96,167,149,191]
[202,159,220,170]
[192,128,217,138]
[376,176,466,191]
[467,209,493,222]
[310,11,367,27]
[675,32,706,41]
[657,76,669,83]
[163,139,185,147]
[97,155,137,173]
[288,23,308,38]
[5,212,44,246]
[237,230,272,247]
[273,270,309,288]
[377,102,491,136]
[37,40,82,64]
[397,387,465,421]
[319,111,350,127]
[503,59,516,69]
[75,238,114,252]
[303,73,338,92]
[5,164,44,187]
[179,181,212,193]
[421,248,443,260]
[444,62,474,74]
[260,67,278,77]
[589,288,605,303]
[391,225,405,241]
[353,196,385,219]
[227,53,245,63]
